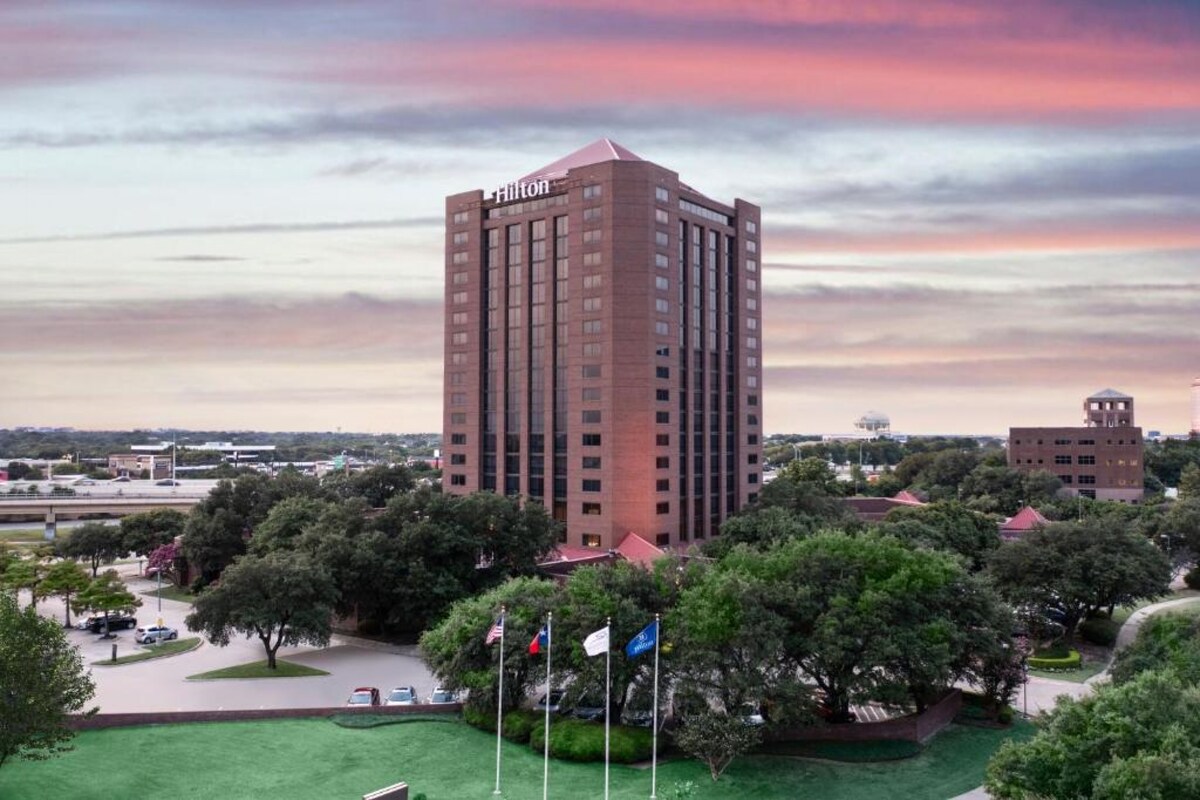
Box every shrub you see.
[1028,649,1081,671]
[996,705,1014,724]
[529,719,654,763]
[1185,568,1200,590]
[462,704,490,731]
[502,709,540,743]
[1080,616,1120,647]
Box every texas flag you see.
[528,624,549,655]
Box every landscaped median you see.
[92,637,201,666]
[186,659,329,680]
[140,585,196,604]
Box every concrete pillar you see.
[44,511,57,541]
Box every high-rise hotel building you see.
[442,140,763,550]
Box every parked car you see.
[533,691,567,714]
[384,686,418,706]
[427,688,460,705]
[620,707,654,728]
[739,702,765,727]
[110,476,131,482]
[85,614,137,633]
[346,687,381,707]
[155,479,180,486]
[134,625,178,644]
[569,694,607,722]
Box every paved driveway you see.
[33,567,436,713]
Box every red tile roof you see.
[616,531,665,566]
[1000,506,1049,534]
[892,490,925,505]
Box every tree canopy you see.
[0,592,96,770]
[56,523,126,578]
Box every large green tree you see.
[879,501,1000,571]
[0,593,96,770]
[74,570,141,636]
[1110,612,1200,687]
[119,509,186,558]
[986,669,1200,799]
[987,517,1171,638]
[39,561,91,627]
[0,559,44,609]
[184,551,337,668]
[56,522,126,577]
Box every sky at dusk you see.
[1,0,1197,435]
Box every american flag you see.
[485,615,504,645]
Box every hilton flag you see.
[485,615,504,646]
[625,620,658,658]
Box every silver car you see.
[385,686,418,706]
[134,625,178,644]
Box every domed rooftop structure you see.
[854,411,891,433]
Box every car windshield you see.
[431,691,455,702]
[388,689,413,701]
[349,693,372,704]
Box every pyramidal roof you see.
[1001,506,1049,532]
[1089,388,1132,399]
[521,138,644,182]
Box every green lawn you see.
[1111,591,1200,625]
[141,584,196,604]
[187,659,329,680]
[92,637,201,666]
[0,529,45,545]
[0,717,1033,800]
[1027,658,1108,683]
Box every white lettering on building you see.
[491,178,550,204]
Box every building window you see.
[582,387,601,401]
[656,389,669,401]
[655,321,669,335]
[582,410,602,424]
[656,501,670,515]
[746,259,757,273]
[748,434,759,445]
[656,366,670,379]
[583,297,602,312]
[453,211,469,224]
[656,299,669,313]
[746,240,757,254]
[450,454,466,465]
[583,207,603,222]
[1059,475,1073,484]
[582,434,601,446]
[655,208,668,224]
[583,533,602,547]
[583,342,602,356]
[452,272,469,285]
[655,276,669,291]
[656,345,670,357]
[746,220,757,234]
[450,474,466,486]
[747,336,758,350]
[747,317,758,330]
[655,253,668,268]
[450,392,466,405]
[452,251,469,265]
[452,291,468,305]
[451,413,466,424]
[583,274,604,289]
[450,352,467,365]
[747,414,758,426]
[655,186,669,202]
[583,456,601,469]
[748,473,759,484]
[655,231,669,247]
[748,454,758,464]
[582,479,602,492]
[747,395,758,406]
[656,456,670,469]
[451,312,468,325]
[656,479,670,491]
[583,252,602,267]
[656,411,670,424]
[1054,455,1072,465]
[582,503,602,515]
[450,433,466,445]
[656,434,669,446]
[583,229,603,244]
[1054,438,1072,445]
[1078,455,1096,465]
[1078,475,1097,485]
[583,184,603,199]
[582,364,602,378]
[583,320,603,335]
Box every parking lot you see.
[34,565,436,713]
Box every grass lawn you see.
[93,637,201,666]
[1111,590,1200,625]
[140,584,196,604]
[0,717,1033,800]
[0,529,45,546]
[187,659,329,680]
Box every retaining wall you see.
[71,702,462,731]
[763,689,962,745]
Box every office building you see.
[1008,388,1143,503]
[442,139,763,549]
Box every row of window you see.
[1012,437,1137,446]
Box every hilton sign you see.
[492,178,550,203]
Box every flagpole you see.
[650,613,660,800]
[604,615,611,800]
[493,606,505,796]
[543,611,552,800]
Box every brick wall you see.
[762,690,962,745]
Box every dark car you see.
[86,613,137,633]
[346,687,382,707]
[533,691,567,714]
[569,694,607,722]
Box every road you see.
[32,564,436,713]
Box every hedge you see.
[1080,616,1121,647]
[529,718,654,763]
[1028,649,1082,671]
[463,706,542,744]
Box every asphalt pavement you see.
[32,565,436,713]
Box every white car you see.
[134,625,178,644]
[427,687,460,705]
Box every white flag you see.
[583,625,610,657]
